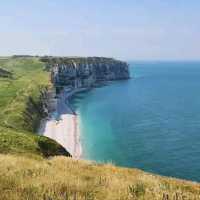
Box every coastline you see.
[39,87,87,159]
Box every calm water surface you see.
[71,61,200,182]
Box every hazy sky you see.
[0,0,200,60]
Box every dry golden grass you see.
[0,154,200,200]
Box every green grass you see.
[0,57,70,158]
[0,57,49,130]
[0,127,70,159]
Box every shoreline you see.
[39,87,87,159]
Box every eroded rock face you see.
[0,67,12,78]
[41,57,130,88]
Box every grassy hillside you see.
[0,57,70,158]
[0,57,200,200]
[1,155,200,200]
[0,57,48,131]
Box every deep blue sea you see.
[71,61,200,182]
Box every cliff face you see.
[41,57,130,88]
[0,67,12,78]
[22,87,49,132]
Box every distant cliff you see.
[40,57,130,88]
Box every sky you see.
[0,0,200,60]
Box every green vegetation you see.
[0,57,70,158]
[40,56,125,71]
[0,57,48,130]
[40,56,116,65]
[0,128,69,159]
[0,57,200,199]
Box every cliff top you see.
[0,57,70,159]
[40,56,127,65]
[1,154,200,200]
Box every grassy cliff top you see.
[0,57,70,158]
[1,154,200,200]
[0,57,48,130]
[40,56,127,66]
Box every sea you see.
[71,61,200,182]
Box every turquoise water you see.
[71,61,200,182]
